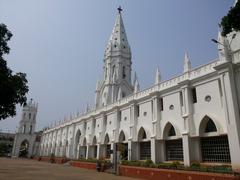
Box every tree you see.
[221,0,240,36]
[0,23,28,120]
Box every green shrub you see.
[143,159,154,167]
[170,161,181,169]
[77,158,98,163]
[190,161,201,171]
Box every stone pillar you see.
[182,133,191,166]
[130,103,137,141]
[86,145,90,159]
[76,145,80,159]
[151,138,156,163]
[178,81,194,166]
[159,140,165,162]
[217,65,240,170]
[110,143,114,162]
[96,144,100,159]
[152,95,161,138]
[128,141,138,161]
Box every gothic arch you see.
[199,115,220,136]
[162,122,179,139]
[138,127,147,141]
[19,139,29,157]
[118,130,126,142]
[104,133,110,144]
[82,137,87,146]
[92,136,97,145]
[75,129,81,145]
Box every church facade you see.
[39,8,240,170]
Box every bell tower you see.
[18,99,38,134]
[12,99,38,158]
[95,7,134,108]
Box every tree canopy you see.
[221,0,240,36]
[0,23,28,120]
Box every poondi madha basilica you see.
[19,3,240,170]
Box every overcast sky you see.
[0,0,235,132]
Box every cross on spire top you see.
[117,6,122,13]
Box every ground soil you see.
[0,158,141,180]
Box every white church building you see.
[39,7,240,170]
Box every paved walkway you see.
[0,158,141,180]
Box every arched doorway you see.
[92,136,97,158]
[88,136,97,159]
[75,130,81,159]
[19,140,29,157]
[138,127,150,160]
[200,116,230,162]
[103,133,111,159]
[79,138,87,159]
[164,123,183,161]
[118,131,128,160]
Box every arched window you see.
[205,119,217,133]
[112,65,115,78]
[104,134,110,144]
[138,127,147,141]
[168,125,176,136]
[119,131,126,142]
[122,66,126,79]
[29,125,32,134]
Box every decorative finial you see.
[117,6,123,13]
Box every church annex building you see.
[39,8,240,170]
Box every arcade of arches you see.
[42,116,231,165]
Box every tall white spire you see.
[183,52,191,73]
[134,78,140,93]
[96,7,134,108]
[104,6,131,58]
[155,67,161,85]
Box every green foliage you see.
[221,1,240,36]
[0,23,28,120]
[77,158,99,163]
[0,142,9,156]
[120,160,233,174]
[190,161,201,168]
[170,161,181,168]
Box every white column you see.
[110,143,114,162]
[182,133,191,166]
[219,69,240,170]
[86,145,90,159]
[152,95,161,138]
[96,144,100,159]
[151,138,156,163]
[130,103,137,141]
[76,145,80,159]
[179,82,194,165]
[128,141,138,161]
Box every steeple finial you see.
[155,67,161,85]
[118,6,123,14]
[134,78,140,93]
[183,52,191,73]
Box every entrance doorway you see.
[19,140,29,157]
